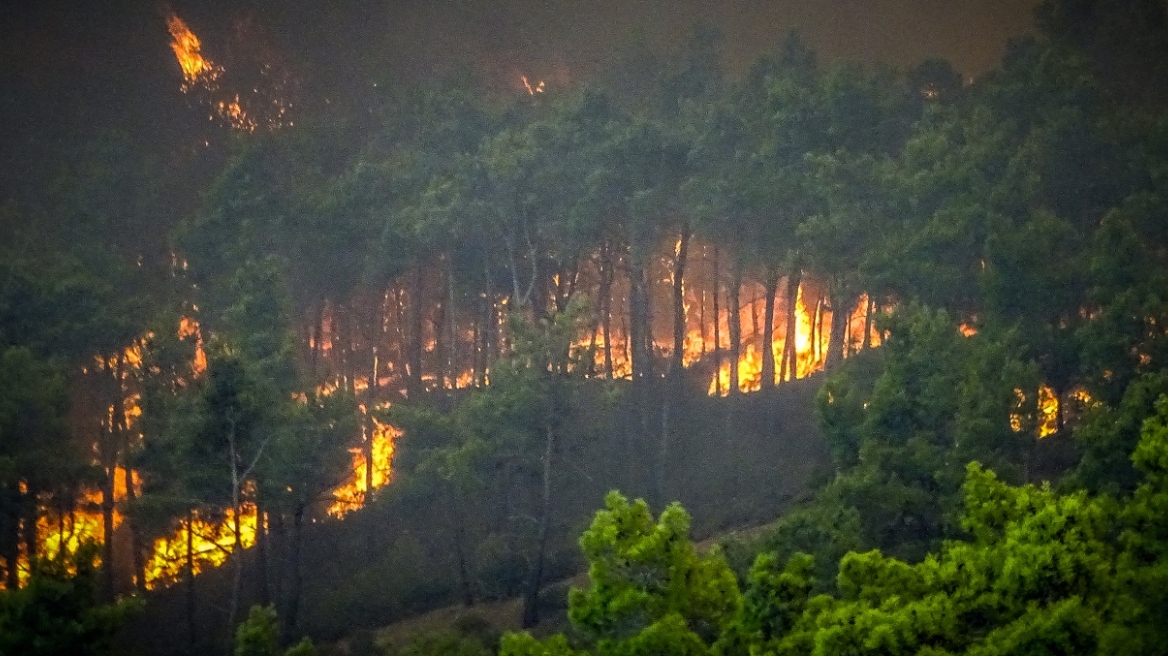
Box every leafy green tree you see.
[233,604,316,656]
[0,346,77,589]
[567,492,740,649]
[0,544,140,656]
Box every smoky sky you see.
[0,0,1040,202]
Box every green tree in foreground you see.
[501,394,1168,656]
[234,604,316,656]
[502,491,740,656]
[0,544,140,656]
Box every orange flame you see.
[328,409,399,517]
[145,505,259,588]
[166,14,223,92]
[521,76,546,96]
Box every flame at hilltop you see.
[164,12,293,132]
[166,14,222,92]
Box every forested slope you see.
[4,1,1168,655]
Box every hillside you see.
[123,374,831,654]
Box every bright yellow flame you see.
[328,411,399,517]
[1038,385,1059,438]
[166,14,222,91]
[145,505,259,589]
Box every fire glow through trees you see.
[0,10,1073,597]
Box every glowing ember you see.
[521,76,546,95]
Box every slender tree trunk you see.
[100,470,116,600]
[433,294,447,390]
[825,291,851,371]
[812,297,823,365]
[671,228,690,373]
[366,350,379,498]
[255,505,269,606]
[311,302,325,383]
[862,295,875,350]
[761,268,780,389]
[227,418,243,636]
[629,251,653,465]
[1,499,18,589]
[600,245,614,378]
[522,423,556,628]
[186,511,197,650]
[284,505,305,635]
[712,244,721,390]
[728,256,743,396]
[452,498,474,607]
[123,466,146,591]
[656,359,676,510]
[781,272,802,382]
[630,258,651,385]
[447,260,458,387]
[21,491,36,577]
[407,263,425,399]
[270,511,285,612]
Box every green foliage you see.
[568,492,740,646]
[234,605,317,656]
[398,631,494,656]
[0,545,141,656]
[507,391,1168,656]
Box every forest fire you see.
[144,505,259,588]
[166,14,222,91]
[164,12,292,132]
[328,413,398,518]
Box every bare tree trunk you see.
[100,470,115,600]
[311,302,325,383]
[255,504,269,606]
[712,243,721,389]
[812,297,823,366]
[600,245,615,378]
[21,490,36,577]
[270,511,285,612]
[862,296,876,350]
[227,416,243,637]
[671,228,690,373]
[825,291,852,371]
[186,511,197,650]
[448,261,458,386]
[123,466,146,591]
[781,272,802,382]
[452,498,474,607]
[761,268,780,389]
[522,423,556,629]
[407,263,425,400]
[366,351,378,498]
[630,258,651,385]
[283,504,305,634]
[728,256,743,396]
